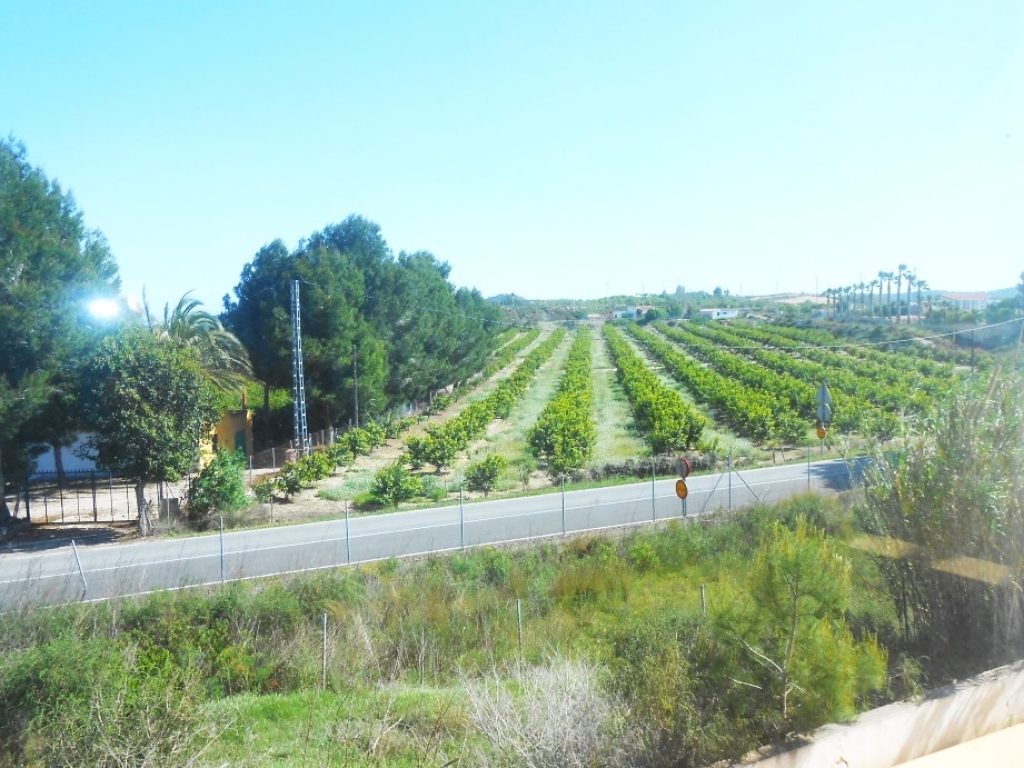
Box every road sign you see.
[675,456,691,479]
[675,479,689,499]
[817,425,827,439]
[816,402,832,424]
[816,381,833,424]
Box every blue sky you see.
[2,1,1021,312]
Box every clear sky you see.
[2,1,1022,312]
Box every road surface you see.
[0,457,859,607]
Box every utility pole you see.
[291,280,309,455]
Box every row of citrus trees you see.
[254,316,966,508]
[764,321,982,372]
[527,326,597,475]
[625,324,806,445]
[713,322,953,400]
[604,325,707,453]
[250,329,541,504]
[370,328,568,504]
[422,328,540,417]
[665,321,876,434]
[668,321,948,433]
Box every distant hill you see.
[487,293,529,304]
[988,286,1019,300]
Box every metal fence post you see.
[728,453,733,510]
[560,475,566,536]
[651,458,656,521]
[71,539,87,594]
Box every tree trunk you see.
[0,446,9,521]
[135,478,150,536]
[52,442,66,485]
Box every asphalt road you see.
[0,457,859,608]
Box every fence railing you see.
[6,471,136,523]
[0,462,858,606]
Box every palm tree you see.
[868,279,879,317]
[916,279,929,321]
[146,291,253,391]
[896,264,907,323]
[882,272,894,321]
[904,271,916,323]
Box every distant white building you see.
[938,292,997,313]
[613,304,655,320]
[698,308,740,320]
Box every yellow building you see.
[202,407,254,466]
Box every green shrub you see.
[341,428,373,460]
[187,450,249,524]
[0,636,209,767]
[611,611,758,767]
[252,478,276,503]
[629,537,661,573]
[421,475,448,502]
[465,454,507,497]
[370,462,423,507]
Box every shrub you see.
[465,454,507,497]
[0,636,210,767]
[187,450,249,524]
[611,611,757,767]
[465,657,628,768]
[628,537,661,573]
[341,428,373,460]
[252,478,276,503]
[421,476,448,502]
[370,462,423,507]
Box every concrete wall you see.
[741,660,1024,768]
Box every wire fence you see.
[3,471,194,524]
[0,461,858,606]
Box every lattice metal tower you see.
[291,280,309,455]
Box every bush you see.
[187,450,249,523]
[341,428,373,460]
[465,454,507,497]
[370,462,423,507]
[466,658,628,768]
[611,611,757,767]
[252,478,276,503]
[421,476,449,502]
[0,636,210,767]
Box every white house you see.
[938,292,997,313]
[613,304,655,319]
[698,308,740,320]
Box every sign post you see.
[675,456,691,516]
[815,381,832,455]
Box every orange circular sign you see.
[816,426,827,439]
[675,479,689,499]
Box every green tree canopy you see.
[222,215,500,437]
[0,137,119,505]
[725,518,886,735]
[79,329,219,534]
